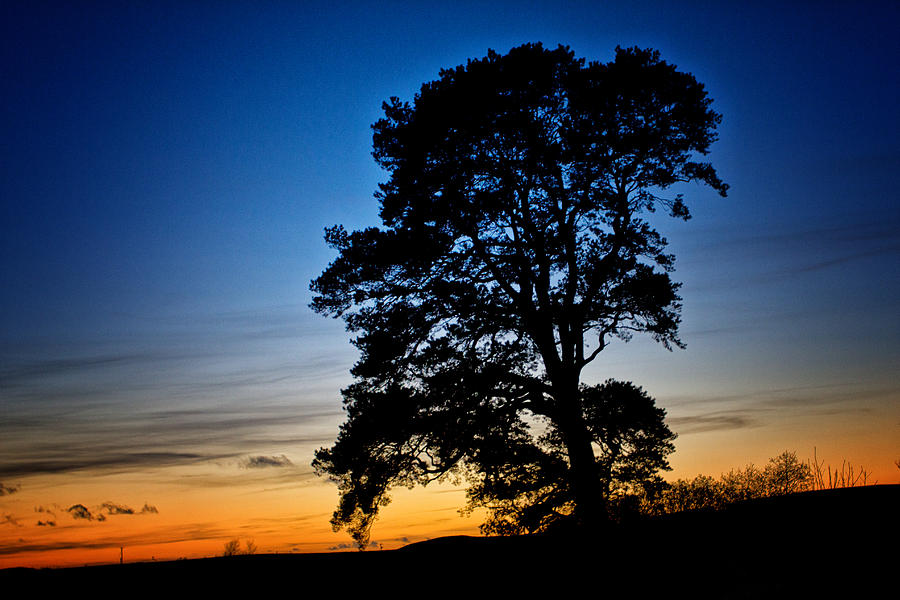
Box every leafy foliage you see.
[311,43,726,546]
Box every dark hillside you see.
[3,485,896,597]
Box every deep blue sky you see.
[2,1,899,490]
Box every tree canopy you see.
[311,43,726,546]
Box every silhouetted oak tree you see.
[311,43,726,546]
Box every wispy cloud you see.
[773,245,900,278]
[0,403,339,479]
[669,382,897,410]
[668,412,758,434]
[0,353,161,389]
[0,483,20,496]
[687,217,900,253]
[665,382,898,435]
[240,455,294,469]
[0,452,215,479]
[0,522,232,557]
[0,303,353,482]
[1,514,22,527]
[0,511,326,558]
[680,216,900,293]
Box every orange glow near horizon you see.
[3,436,898,570]
[3,383,898,569]
[0,459,491,569]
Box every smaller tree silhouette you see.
[223,538,241,557]
[763,451,811,495]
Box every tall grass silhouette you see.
[808,448,874,490]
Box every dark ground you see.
[3,485,896,597]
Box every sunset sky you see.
[2,1,898,568]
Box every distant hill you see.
[3,485,896,597]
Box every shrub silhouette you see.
[645,450,876,515]
[223,538,258,556]
[223,539,241,557]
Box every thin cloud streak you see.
[0,394,345,485]
[669,412,758,434]
[240,455,294,468]
[0,511,330,557]
[2,303,353,405]
[666,382,898,409]
[162,464,318,490]
[1,395,341,479]
[774,245,900,278]
[1,352,350,405]
[0,303,352,481]
[664,382,898,435]
[678,216,900,292]
[677,216,900,257]
[0,522,233,557]
[0,453,214,479]
[0,353,159,388]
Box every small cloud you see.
[328,540,381,550]
[240,455,294,469]
[101,502,135,515]
[0,483,21,496]
[36,520,56,527]
[35,506,58,519]
[2,514,22,527]
[62,501,157,522]
[67,504,93,520]
[329,542,357,550]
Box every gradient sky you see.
[2,1,898,568]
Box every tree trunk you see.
[555,381,607,528]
